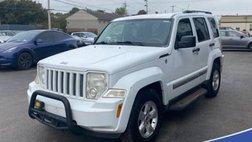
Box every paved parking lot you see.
[0,51,252,142]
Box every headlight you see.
[3,46,18,53]
[35,65,46,88]
[86,72,108,99]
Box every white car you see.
[28,10,223,142]
[71,32,97,45]
[0,30,16,43]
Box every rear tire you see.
[121,89,162,142]
[17,52,33,70]
[205,63,221,97]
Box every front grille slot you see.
[45,68,85,99]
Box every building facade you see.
[66,10,119,34]
[220,15,252,34]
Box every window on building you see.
[193,17,210,42]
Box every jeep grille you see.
[45,68,85,98]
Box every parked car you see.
[71,32,97,45]
[71,35,85,47]
[0,30,16,43]
[219,27,236,30]
[0,30,77,69]
[28,11,223,142]
[220,30,252,51]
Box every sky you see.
[36,0,252,16]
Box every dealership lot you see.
[0,51,252,142]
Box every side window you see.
[227,31,241,37]
[52,32,70,41]
[175,18,193,47]
[36,32,54,43]
[220,31,226,37]
[208,17,219,38]
[193,17,210,42]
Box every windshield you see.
[7,31,40,42]
[96,19,173,47]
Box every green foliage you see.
[137,10,147,15]
[51,7,80,31]
[51,13,68,31]
[0,0,47,26]
[69,7,79,15]
[115,7,127,16]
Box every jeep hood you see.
[39,45,166,74]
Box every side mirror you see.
[34,39,43,45]
[94,37,97,41]
[176,36,196,49]
[240,35,245,39]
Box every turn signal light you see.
[116,103,123,118]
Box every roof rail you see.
[183,10,212,14]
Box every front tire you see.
[248,43,252,51]
[205,63,221,97]
[121,89,162,142]
[17,52,33,70]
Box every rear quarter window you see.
[208,17,219,38]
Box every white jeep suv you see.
[28,11,224,142]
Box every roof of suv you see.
[113,11,213,22]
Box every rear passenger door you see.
[192,17,212,70]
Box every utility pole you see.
[144,0,148,14]
[171,5,175,13]
[47,0,51,29]
[123,1,127,16]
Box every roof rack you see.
[183,10,212,14]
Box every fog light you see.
[34,100,44,110]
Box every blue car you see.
[0,30,77,69]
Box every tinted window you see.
[175,18,193,47]
[193,17,210,42]
[227,31,242,37]
[7,30,40,42]
[52,32,70,41]
[208,18,219,38]
[37,32,55,43]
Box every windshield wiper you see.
[115,41,145,46]
[95,41,109,45]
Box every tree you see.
[115,7,127,16]
[0,0,47,26]
[137,10,147,15]
[51,12,68,31]
[69,7,79,15]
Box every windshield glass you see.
[96,19,173,47]
[7,30,40,42]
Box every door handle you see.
[209,43,215,47]
[192,47,200,53]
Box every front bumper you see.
[27,82,125,136]
[0,57,13,67]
